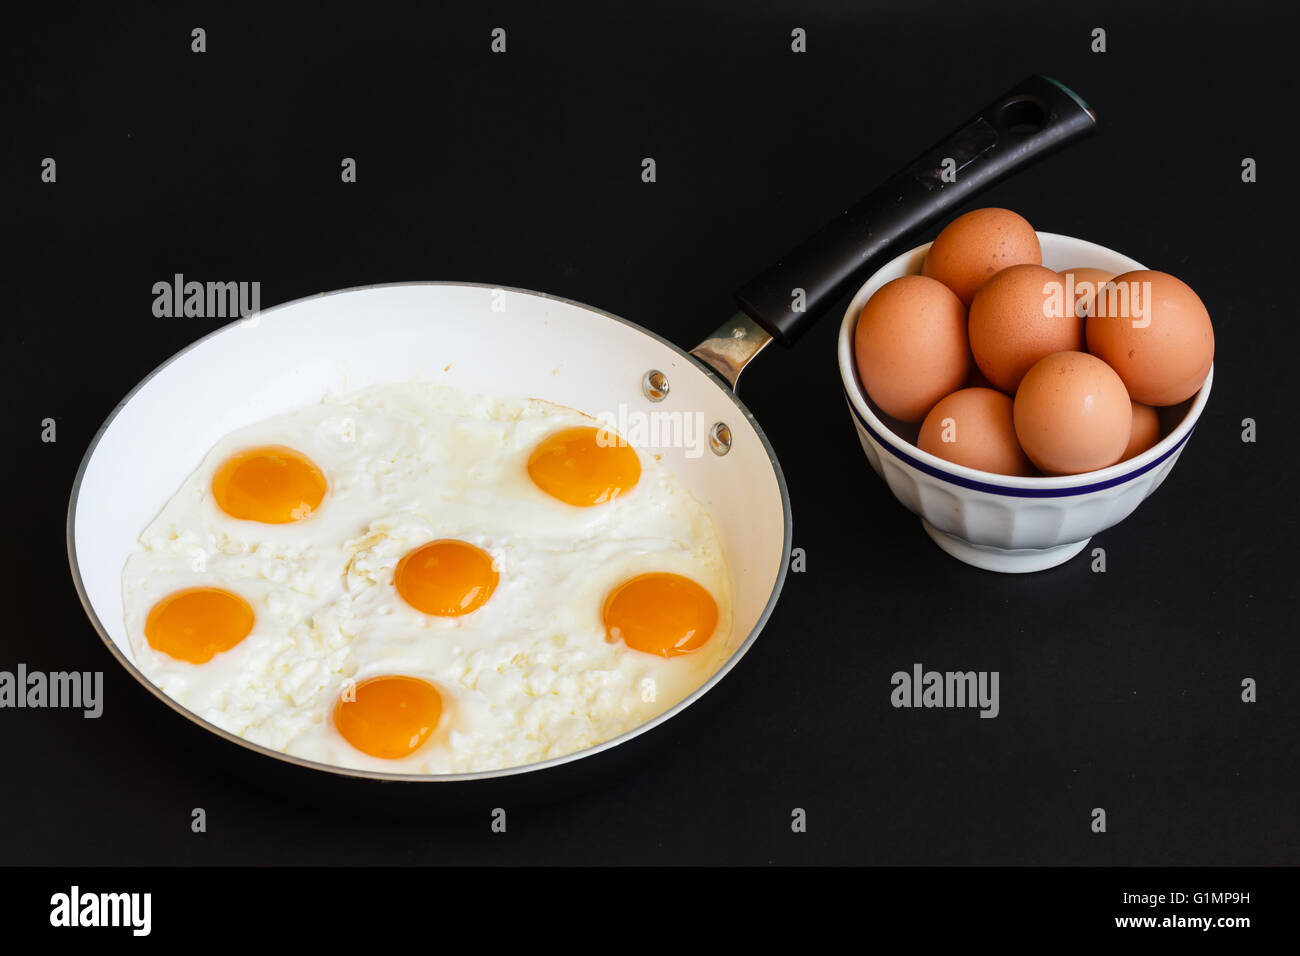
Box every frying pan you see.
[67,75,1096,810]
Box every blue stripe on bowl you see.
[843,388,1194,498]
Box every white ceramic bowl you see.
[836,232,1213,573]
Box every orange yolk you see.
[144,587,255,664]
[602,573,718,658]
[395,539,498,616]
[334,675,442,759]
[212,445,327,523]
[527,426,641,507]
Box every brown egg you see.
[1058,267,1116,318]
[1013,351,1132,475]
[1123,400,1162,461]
[1086,270,1214,406]
[922,208,1041,305]
[918,388,1035,476]
[854,275,970,422]
[969,264,1086,393]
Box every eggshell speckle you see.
[854,275,970,422]
[922,208,1042,305]
[918,388,1035,476]
[1086,270,1214,406]
[969,264,1086,393]
[1014,351,1132,476]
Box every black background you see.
[4,1,1297,866]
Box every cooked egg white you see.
[120,383,734,774]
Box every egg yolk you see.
[212,445,327,523]
[334,675,442,759]
[602,573,718,658]
[395,539,498,616]
[527,426,641,507]
[144,587,255,664]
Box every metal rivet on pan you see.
[642,369,669,402]
[709,422,732,456]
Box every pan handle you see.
[732,74,1096,347]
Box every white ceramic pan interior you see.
[68,283,791,780]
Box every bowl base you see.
[921,520,1090,573]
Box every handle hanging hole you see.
[996,96,1047,133]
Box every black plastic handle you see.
[734,74,1097,346]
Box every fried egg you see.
[120,383,733,774]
